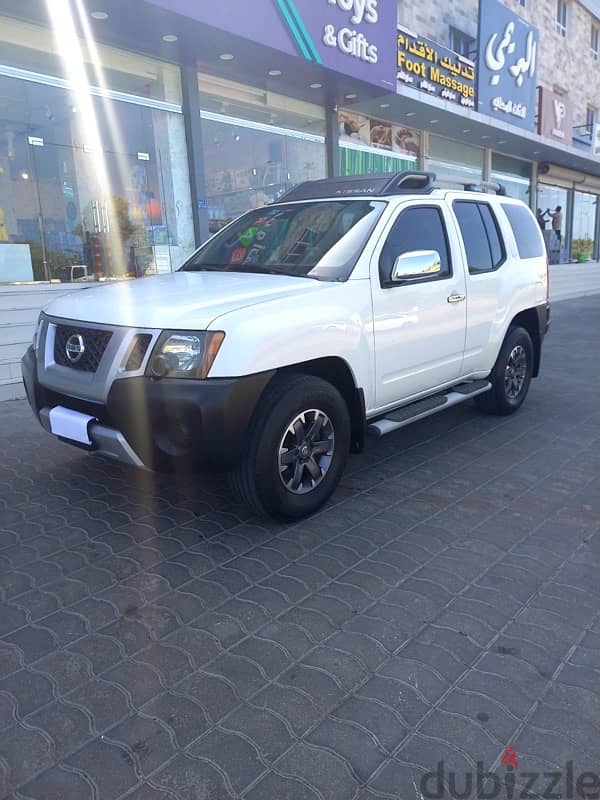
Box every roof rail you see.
[275,170,508,203]
[277,170,437,203]
[435,175,507,196]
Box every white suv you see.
[23,171,549,520]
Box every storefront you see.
[537,166,600,263]
[0,15,194,285]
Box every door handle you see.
[447,293,466,303]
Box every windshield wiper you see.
[180,264,315,277]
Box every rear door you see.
[451,198,507,376]
[370,200,467,411]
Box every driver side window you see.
[379,206,452,286]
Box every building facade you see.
[0,0,599,399]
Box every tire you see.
[475,325,534,416]
[230,374,351,521]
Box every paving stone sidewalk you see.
[1,296,600,800]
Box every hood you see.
[43,271,325,329]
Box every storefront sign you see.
[477,0,539,130]
[144,0,396,88]
[397,27,476,109]
[537,87,573,145]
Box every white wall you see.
[0,283,91,401]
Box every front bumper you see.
[22,345,274,470]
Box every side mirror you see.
[391,250,441,282]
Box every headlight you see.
[147,331,225,379]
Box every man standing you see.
[548,206,563,244]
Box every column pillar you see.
[326,106,340,178]
[180,65,209,246]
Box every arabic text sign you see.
[477,0,539,130]
[397,27,476,108]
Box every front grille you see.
[54,325,113,372]
[124,334,152,371]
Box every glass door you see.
[572,191,598,262]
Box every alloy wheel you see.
[504,344,528,400]
[278,409,335,495]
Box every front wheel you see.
[230,374,350,520]
[475,325,534,416]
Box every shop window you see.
[592,25,600,60]
[428,135,484,188]
[556,0,568,37]
[449,27,476,59]
[491,153,531,205]
[586,107,596,136]
[198,75,327,232]
[0,74,194,284]
[338,109,420,176]
[572,192,598,261]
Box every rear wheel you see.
[230,374,350,520]
[475,326,534,416]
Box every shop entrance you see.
[28,138,169,282]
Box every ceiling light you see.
[533,150,541,155]
[345,93,358,100]
[429,119,439,124]
[310,83,322,89]
[462,129,471,133]
[219,53,234,61]
[20,171,29,180]
[481,135,490,139]
[91,10,108,19]
[406,111,416,117]
[162,34,178,42]
[380,103,390,108]
[268,69,282,76]
[497,140,506,144]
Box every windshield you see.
[181,199,386,281]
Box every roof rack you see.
[435,175,507,196]
[276,170,507,203]
[277,171,436,203]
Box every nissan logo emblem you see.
[65,334,85,363]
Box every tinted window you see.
[454,202,493,273]
[380,206,451,284]
[479,205,504,267]
[502,203,546,259]
[182,200,386,281]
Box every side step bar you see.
[368,380,492,437]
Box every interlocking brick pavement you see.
[1,296,600,800]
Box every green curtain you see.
[339,148,420,175]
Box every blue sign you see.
[477,0,539,130]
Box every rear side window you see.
[502,203,545,259]
[380,206,451,284]
[453,201,505,274]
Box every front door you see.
[371,201,467,412]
